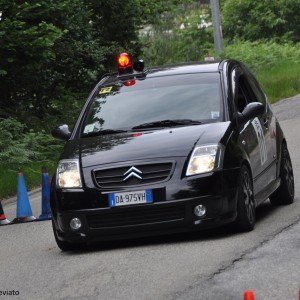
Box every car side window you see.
[251,79,267,106]
[244,69,267,106]
[235,75,255,113]
[236,85,247,112]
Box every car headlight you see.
[56,159,82,188]
[186,144,224,176]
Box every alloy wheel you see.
[242,171,255,223]
[283,152,294,198]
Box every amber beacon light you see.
[117,53,133,74]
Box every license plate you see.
[109,190,153,207]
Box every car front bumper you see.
[51,168,240,243]
[54,196,237,243]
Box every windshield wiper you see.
[132,119,202,130]
[82,129,127,137]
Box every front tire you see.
[235,165,256,232]
[270,144,294,206]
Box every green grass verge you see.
[0,161,57,200]
[256,60,300,103]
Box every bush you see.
[219,41,300,102]
[257,60,300,102]
[0,118,63,165]
[141,5,215,66]
[220,41,300,72]
[222,0,300,42]
[0,161,57,199]
[141,33,213,66]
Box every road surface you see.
[1,96,300,300]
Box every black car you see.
[51,54,294,251]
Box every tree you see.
[0,1,63,120]
[222,0,300,42]
[0,0,206,129]
[0,0,140,129]
[86,0,140,63]
[140,1,214,65]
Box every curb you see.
[1,187,42,207]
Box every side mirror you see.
[237,102,265,124]
[51,124,71,141]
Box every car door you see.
[243,67,277,186]
[230,66,268,196]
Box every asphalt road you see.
[1,96,300,300]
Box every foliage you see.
[0,118,63,165]
[257,61,300,103]
[0,0,139,128]
[135,0,193,28]
[0,161,57,199]
[0,0,196,130]
[222,0,300,42]
[219,41,300,72]
[141,4,215,66]
[87,0,140,57]
[219,41,300,102]
[0,1,65,120]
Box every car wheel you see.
[52,220,84,251]
[235,165,256,232]
[270,144,294,206]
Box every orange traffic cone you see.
[0,201,10,226]
[244,290,255,300]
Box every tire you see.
[52,220,84,251]
[270,144,294,206]
[235,165,256,232]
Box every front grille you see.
[87,205,185,228]
[93,162,173,188]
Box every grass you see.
[0,161,57,200]
[257,60,300,103]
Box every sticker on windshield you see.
[211,111,220,119]
[83,124,95,134]
[99,87,112,94]
[252,117,267,165]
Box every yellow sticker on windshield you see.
[99,87,112,94]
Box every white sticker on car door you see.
[252,117,267,165]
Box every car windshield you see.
[82,73,222,136]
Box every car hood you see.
[62,122,231,168]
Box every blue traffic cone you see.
[12,172,36,224]
[0,201,11,226]
[38,167,52,221]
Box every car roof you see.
[146,61,222,78]
[102,60,229,85]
